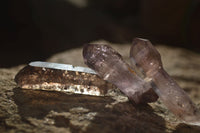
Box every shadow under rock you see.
[86,102,166,133]
[13,88,166,133]
[13,88,114,119]
[173,123,200,133]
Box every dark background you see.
[1,0,200,67]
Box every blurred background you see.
[1,0,200,67]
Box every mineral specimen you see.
[130,38,200,125]
[83,44,158,105]
[15,61,115,96]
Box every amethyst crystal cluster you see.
[83,38,200,125]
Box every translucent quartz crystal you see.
[130,38,200,125]
[83,44,158,105]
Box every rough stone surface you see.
[1,40,200,133]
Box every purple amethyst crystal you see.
[130,38,200,125]
[83,44,158,105]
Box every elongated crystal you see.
[83,44,158,105]
[130,38,200,125]
[15,62,114,96]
